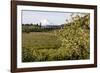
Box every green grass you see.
[22,32,61,49]
[22,31,63,62]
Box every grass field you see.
[22,32,61,49]
[22,31,64,62]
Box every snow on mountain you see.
[40,19,54,26]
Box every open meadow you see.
[22,32,61,50]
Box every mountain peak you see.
[40,19,53,26]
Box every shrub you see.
[56,14,90,59]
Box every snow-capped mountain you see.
[40,19,63,29]
[40,19,54,26]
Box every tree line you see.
[22,23,63,33]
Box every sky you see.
[21,10,86,26]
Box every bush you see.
[22,48,35,62]
[56,14,90,59]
